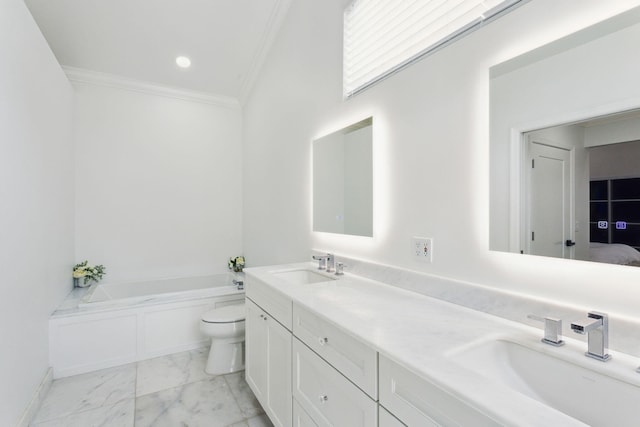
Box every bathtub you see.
[50,273,245,378]
[79,273,240,308]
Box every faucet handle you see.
[527,314,565,346]
[312,255,328,270]
[335,262,346,275]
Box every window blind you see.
[343,0,524,97]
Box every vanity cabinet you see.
[292,303,377,399]
[246,275,292,329]
[245,298,292,427]
[293,338,377,427]
[379,355,499,427]
[293,400,319,427]
[378,405,406,427]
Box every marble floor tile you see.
[134,376,245,427]
[247,413,275,427]
[31,399,134,427]
[136,347,212,397]
[32,364,135,424]
[224,371,264,418]
[228,414,274,427]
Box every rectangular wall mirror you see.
[313,117,373,237]
[490,6,640,266]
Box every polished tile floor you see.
[31,347,272,427]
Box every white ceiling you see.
[25,0,291,101]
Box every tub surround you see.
[313,251,640,356]
[246,262,640,426]
[52,276,244,318]
[49,279,245,378]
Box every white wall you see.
[590,141,640,179]
[585,116,640,147]
[0,0,74,424]
[243,0,640,319]
[74,82,243,282]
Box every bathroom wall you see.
[74,81,243,282]
[243,0,640,319]
[590,141,640,179]
[0,0,75,425]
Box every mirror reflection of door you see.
[525,137,574,259]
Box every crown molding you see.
[238,0,292,104]
[63,66,240,109]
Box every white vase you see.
[73,277,91,288]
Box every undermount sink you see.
[449,338,640,426]
[272,269,336,285]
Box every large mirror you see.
[313,117,373,237]
[490,6,640,266]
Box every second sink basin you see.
[449,338,640,426]
[272,269,336,285]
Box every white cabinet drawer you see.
[246,275,292,330]
[379,355,501,427]
[293,338,377,427]
[379,405,406,427]
[293,399,319,427]
[293,303,377,399]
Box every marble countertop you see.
[245,262,640,427]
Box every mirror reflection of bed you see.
[590,243,640,266]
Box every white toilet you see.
[200,302,246,375]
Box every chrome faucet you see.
[232,279,244,290]
[312,254,329,270]
[335,262,345,275]
[312,253,335,272]
[527,314,564,346]
[571,311,610,361]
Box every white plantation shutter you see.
[343,0,524,97]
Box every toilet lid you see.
[202,303,246,323]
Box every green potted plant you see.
[228,256,245,273]
[73,261,106,287]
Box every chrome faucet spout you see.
[571,311,610,361]
[326,253,335,273]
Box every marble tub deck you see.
[30,347,272,427]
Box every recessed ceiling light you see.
[176,56,191,68]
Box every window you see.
[343,0,525,97]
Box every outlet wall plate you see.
[412,237,433,263]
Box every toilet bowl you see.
[200,302,246,375]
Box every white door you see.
[526,139,574,258]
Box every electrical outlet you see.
[412,237,433,263]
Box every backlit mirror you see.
[490,6,640,266]
[313,117,373,237]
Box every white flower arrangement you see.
[73,261,106,285]
[228,256,245,272]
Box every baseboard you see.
[15,367,53,427]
